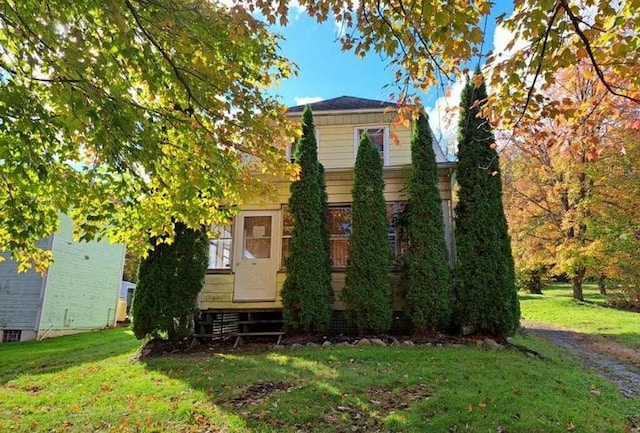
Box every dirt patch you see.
[522,321,640,399]
[366,383,432,410]
[315,383,432,432]
[228,381,294,409]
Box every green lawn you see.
[519,283,640,348]
[1,328,637,432]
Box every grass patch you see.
[519,283,640,348]
[1,328,637,432]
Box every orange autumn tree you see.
[502,63,639,301]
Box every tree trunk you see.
[598,273,607,295]
[571,269,585,301]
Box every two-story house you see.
[196,96,455,338]
[0,215,126,342]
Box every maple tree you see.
[502,63,640,301]
[246,0,639,123]
[0,0,297,271]
[587,133,640,307]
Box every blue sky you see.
[268,4,515,148]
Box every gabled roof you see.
[287,95,397,114]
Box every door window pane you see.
[243,216,272,259]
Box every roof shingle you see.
[287,95,397,113]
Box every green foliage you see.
[516,266,547,295]
[281,107,332,333]
[131,222,209,341]
[454,74,520,337]
[319,164,334,307]
[342,133,392,333]
[122,250,140,283]
[405,113,452,332]
[0,0,296,272]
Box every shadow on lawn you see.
[141,338,640,432]
[0,327,141,385]
[518,293,545,301]
[140,343,435,432]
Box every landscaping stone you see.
[322,341,332,348]
[306,342,320,348]
[483,338,505,350]
[290,343,303,349]
[273,344,285,350]
[370,338,387,347]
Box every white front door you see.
[233,211,278,301]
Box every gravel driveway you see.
[522,320,640,399]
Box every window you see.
[328,206,352,268]
[2,330,21,343]
[387,202,409,268]
[281,202,406,270]
[208,224,233,270]
[281,206,294,266]
[354,126,389,166]
[287,130,320,162]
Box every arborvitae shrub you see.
[454,73,520,337]
[131,222,209,341]
[342,133,392,333]
[405,112,452,332]
[281,106,332,332]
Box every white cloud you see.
[294,96,324,106]
[288,1,306,20]
[425,79,465,159]
[491,23,527,61]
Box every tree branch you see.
[559,0,640,104]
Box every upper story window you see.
[354,126,389,166]
[287,130,320,163]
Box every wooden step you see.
[237,320,283,325]
[233,331,285,347]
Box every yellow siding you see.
[317,124,355,169]
[200,271,405,311]
[389,125,412,166]
[199,272,286,310]
[306,112,413,170]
